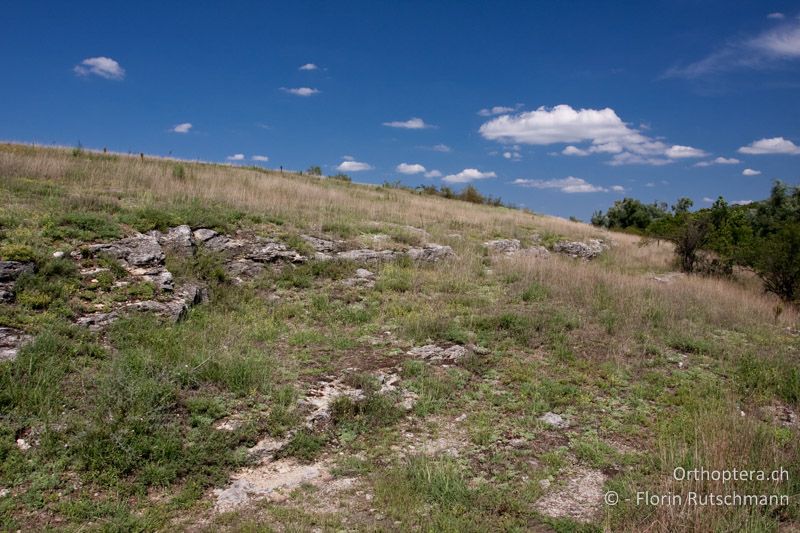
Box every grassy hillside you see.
[0,143,798,531]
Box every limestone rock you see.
[553,239,608,259]
[192,228,218,243]
[337,249,398,262]
[150,225,193,255]
[539,412,568,429]
[0,327,33,362]
[407,243,455,262]
[484,239,521,255]
[408,344,467,362]
[0,261,35,282]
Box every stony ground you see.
[1,145,798,531]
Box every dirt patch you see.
[534,467,606,523]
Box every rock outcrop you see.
[0,261,35,303]
[0,327,33,362]
[553,239,608,260]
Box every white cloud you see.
[645,182,656,187]
[611,185,626,192]
[478,105,519,117]
[694,156,740,167]
[227,154,245,161]
[513,176,608,193]
[382,117,432,129]
[299,63,318,71]
[562,145,590,156]
[479,104,698,166]
[396,163,426,175]
[738,136,800,155]
[442,168,496,184]
[171,123,192,134]
[731,200,753,206]
[337,160,372,172]
[742,168,761,176]
[342,155,355,161]
[431,144,451,152]
[666,145,709,158]
[252,155,269,162]
[424,170,442,178]
[703,197,715,203]
[503,149,521,161]
[282,87,320,96]
[665,17,800,77]
[767,12,785,19]
[74,56,125,80]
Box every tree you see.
[746,223,800,302]
[307,165,322,176]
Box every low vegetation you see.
[0,143,797,531]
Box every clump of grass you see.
[276,430,327,462]
[521,280,548,302]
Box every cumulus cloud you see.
[479,104,700,166]
[611,185,626,192]
[424,170,442,178]
[478,105,521,117]
[282,87,320,96]
[503,148,522,160]
[664,17,800,78]
[666,145,709,158]
[74,56,125,80]
[396,163,426,175]
[337,160,372,172]
[513,176,608,193]
[562,145,590,156]
[742,168,762,176]
[703,197,715,203]
[299,63,318,70]
[738,136,800,155]
[442,168,496,184]
[227,154,245,161]
[768,13,785,19]
[694,156,740,167]
[731,200,753,206]
[431,144,451,152]
[383,117,432,129]
[171,123,192,134]
[252,155,269,162]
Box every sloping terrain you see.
[0,144,798,531]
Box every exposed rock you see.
[247,241,305,264]
[301,377,365,428]
[0,327,33,362]
[342,268,376,288]
[553,239,608,260]
[0,261,35,282]
[484,239,521,255]
[225,259,265,282]
[534,467,606,523]
[0,283,14,303]
[214,458,331,512]
[761,402,798,428]
[76,284,207,331]
[408,344,467,362]
[301,235,345,253]
[539,412,568,429]
[88,233,165,267]
[192,228,218,243]
[150,225,193,255]
[52,251,65,259]
[15,438,31,452]
[337,249,398,262]
[407,243,455,262]
[517,245,550,258]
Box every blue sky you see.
[1,1,799,219]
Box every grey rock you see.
[354,268,374,279]
[539,412,568,429]
[192,228,218,242]
[52,251,65,259]
[484,239,521,255]
[225,259,265,282]
[88,234,164,267]
[247,242,305,263]
[0,261,35,282]
[407,243,455,262]
[301,235,344,253]
[337,249,398,262]
[553,239,608,260]
[152,225,193,255]
[0,283,14,303]
[408,344,467,362]
[204,235,245,253]
[0,327,33,362]
[518,245,550,258]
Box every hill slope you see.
[0,144,798,531]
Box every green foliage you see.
[43,212,122,241]
[329,173,352,182]
[591,197,668,231]
[307,165,322,176]
[0,244,37,262]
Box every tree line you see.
[591,182,800,304]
